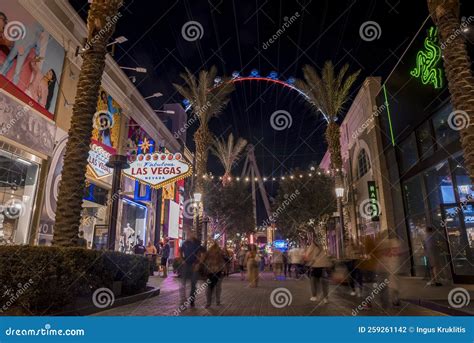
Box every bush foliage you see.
[0,246,149,314]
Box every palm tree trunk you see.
[428,0,474,180]
[325,120,343,173]
[193,125,212,242]
[53,0,122,247]
[325,119,345,257]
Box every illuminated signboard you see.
[87,140,113,179]
[123,153,192,189]
[273,240,288,251]
[367,181,380,222]
[410,26,443,89]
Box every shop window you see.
[357,149,370,179]
[403,175,428,276]
[442,206,474,276]
[452,155,474,203]
[424,161,455,211]
[399,134,419,173]
[433,105,459,148]
[119,199,148,254]
[416,121,435,159]
[0,149,39,245]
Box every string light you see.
[194,166,342,182]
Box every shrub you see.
[0,246,149,315]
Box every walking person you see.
[283,251,289,278]
[359,235,377,309]
[180,235,204,307]
[238,246,247,281]
[272,248,284,280]
[345,239,363,297]
[161,238,171,278]
[133,238,146,255]
[203,242,227,308]
[304,238,331,303]
[245,244,259,287]
[145,241,158,276]
[423,226,442,286]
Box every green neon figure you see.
[410,27,443,89]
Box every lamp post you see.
[335,186,345,259]
[193,192,202,243]
[106,155,129,251]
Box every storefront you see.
[0,0,66,245]
[378,22,474,283]
[0,142,42,245]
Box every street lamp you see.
[107,36,128,46]
[335,186,345,259]
[193,192,202,202]
[120,66,147,73]
[193,192,203,243]
[144,92,163,100]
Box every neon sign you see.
[410,26,443,89]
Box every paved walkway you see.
[95,272,444,316]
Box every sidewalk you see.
[398,277,474,316]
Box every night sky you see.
[69,0,471,221]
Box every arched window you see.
[357,149,371,178]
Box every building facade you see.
[0,0,192,252]
[320,19,474,283]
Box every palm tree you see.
[53,0,123,247]
[297,61,360,175]
[296,61,360,257]
[173,67,234,192]
[173,67,234,242]
[427,0,474,180]
[211,133,247,186]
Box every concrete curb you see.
[57,287,161,316]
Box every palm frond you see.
[297,61,360,119]
[211,133,247,174]
[173,66,234,125]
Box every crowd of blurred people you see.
[130,225,445,313]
